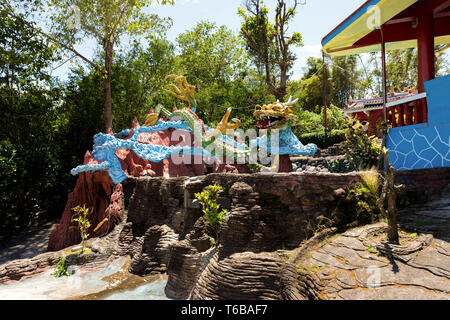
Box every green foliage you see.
[112,38,177,131]
[329,55,361,107]
[0,5,77,231]
[174,21,273,128]
[0,142,72,230]
[0,7,57,87]
[238,0,303,99]
[176,21,247,87]
[42,0,175,129]
[292,104,349,135]
[342,121,381,169]
[288,57,330,113]
[52,255,70,278]
[298,129,346,149]
[194,184,228,245]
[45,0,174,49]
[292,102,349,149]
[289,55,361,111]
[345,169,381,225]
[367,245,381,256]
[70,204,91,245]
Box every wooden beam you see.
[385,17,416,25]
[434,0,450,14]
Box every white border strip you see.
[386,92,427,107]
[344,93,427,114]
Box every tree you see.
[70,204,91,250]
[175,21,270,126]
[176,21,248,88]
[194,184,228,246]
[0,6,75,230]
[361,46,449,97]
[378,148,404,244]
[330,55,361,107]
[238,0,303,101]
[46,0,174,130]
[287,57,331,113]
[0,6,59,144]
[2,0,174,131]
[112,38,176,130]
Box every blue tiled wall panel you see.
[424,74,450,126]
[386,75,450,171]
[386,124,450,170]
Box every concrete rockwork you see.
[2,167,450,299]
[118,172,363,299]
[117,169,450,300]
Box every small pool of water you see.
[101,277,168,300]
[0,256,170,300]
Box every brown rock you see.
[47,151,123,251]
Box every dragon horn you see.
[285,96,299,106]
[164,74,178,82]
[163,88,184,101]
[164,84,182,95]
[221,107,232,123]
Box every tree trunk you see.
[378,151,400,244]
[103,40,114,131]
[386,163,399,244]
[387,194,399,243]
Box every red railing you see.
[386,93,428,127]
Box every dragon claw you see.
[215,107,241,134]
[163,74,196,108]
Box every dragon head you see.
[253,96,299,130]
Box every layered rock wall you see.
[118,172,363,299]
[118,168,450,300]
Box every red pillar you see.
[381,27,388,127]
[417,4,435,93]
[322,51,328,132]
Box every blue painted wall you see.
[387,75,450,170]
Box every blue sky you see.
[152,0,365,78]
[51,0,367,80]
[50,0,448,81]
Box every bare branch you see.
[1,2,100,70]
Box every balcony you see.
[386,92,428,128]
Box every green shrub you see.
[0,142,71,231]
[299,129,346,149]
[194,184,228,246]
[345,169,382,225]
[342,121,381,169]
[293,104,350,136]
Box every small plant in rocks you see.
[70,204,91,252]
[52,256,70,278]
[194,184,228,246]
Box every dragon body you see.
[71,75,317,184]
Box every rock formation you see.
[47,151,123,251]
[4,167,450,299]
[117,172,363,299]
[48,117,251,251]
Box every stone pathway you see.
[0,220,58,265]
[296,196,450,299]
